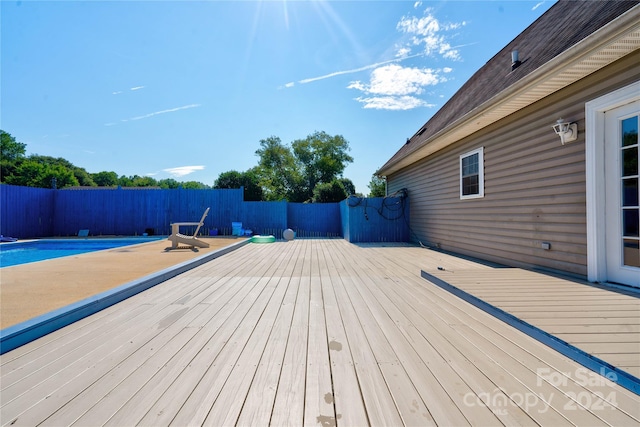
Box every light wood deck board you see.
[215,242,304,425]
[233,244,303,426]
[340,244,583,425]
[40,320,205,427]
[1,240,639,426]
[424,266,640,386]
[328,241,492,426]
[142,242,296,426]
[201,276,293,426]
[360,244,640,423]
[80,242,295,427]
[36,245,285,426]
[331,275,405,426]
[269,241,311,426]
[268,275,309,426]
[0,261,246,372]
[316,241,370,427]
[338,278,437,426]
[1,301,198,423]
[303,274,335,426]
[405,282,640,424]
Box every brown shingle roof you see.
[378,0,639,175]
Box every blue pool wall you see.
[1,184,409,243]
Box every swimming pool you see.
[0,237,163,267]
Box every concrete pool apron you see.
[422,267,640,395]
[0,237,249,354]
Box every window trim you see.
[459,147,484,200]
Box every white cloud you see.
[344,7,464,110]
[163,165,205,177]
[130,86,145,91]
[396,10,465,61]
[354,95,434,111]
[281,6,462,111]
[354,64,444,96]
[129,104,201,121]
[395,46,412,58]
[112,91,123,95]
[347,64,446,110]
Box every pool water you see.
[0,238,162,267]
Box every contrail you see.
[284,53,424,87]
[130,104,201,121]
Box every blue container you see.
[232,221,243,236]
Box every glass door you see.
[605,101,639,287]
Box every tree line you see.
[1,129,386,201]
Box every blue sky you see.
[2,1,554,195]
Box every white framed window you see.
[460,147,484,199]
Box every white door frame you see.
[585,80,640,283]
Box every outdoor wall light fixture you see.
[552,118,578,145]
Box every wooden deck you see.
[422,267,640,379]
[1,239,639,426]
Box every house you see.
[377,0,640,287]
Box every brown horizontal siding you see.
[388,51,640,278]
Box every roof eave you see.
[377,5,640,177]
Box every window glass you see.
[460,148,484,199]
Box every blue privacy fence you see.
[0,184,409,242]
[342,195,410,243]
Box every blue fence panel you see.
[0,184,54,238]
[239,201,287,237]
[54,188,156,236]
[1,185,410,241]
[288,203,342,238]
[51,187,245,236]
[162,188,243,236]
[340,200,350,242]
[341,196,410,243]
[206,189,244,236]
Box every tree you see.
[0,128,357,196]
[4,154,83,189]
[20,155,95,187]
[131,175,158,187]
[181,181,209,189]
[1,130,26,162]
[92,171,119,187]
[6,159,79,188]
[368,174,386,197]
[254,132,354,202]
[312,179,348,203]
[1,130,27,183]
[338,177,356,196]
[255,136,301,201]
[214,168,263,201]
[72,168,96,187]
[117,175,134,187]
[291,131,353,201]
[214,170,244,189]
[158,178,181,189]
